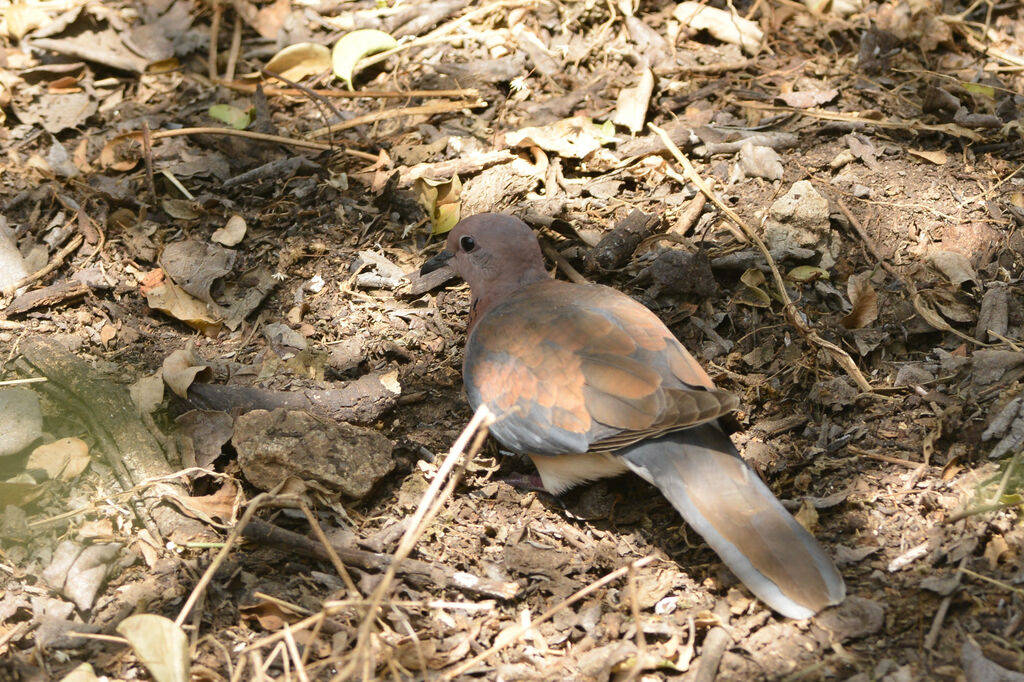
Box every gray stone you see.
[0,388,43,457]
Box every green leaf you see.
[961,82,995,98]
[208,104,251,130]
[736,268,771,307]
[740,267,766,287]
[332,29,398,90]
[787,265,829,283]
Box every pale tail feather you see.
[619,425,845,619]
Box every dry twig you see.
[1,233,84,301]
[339,405,495,681]
[308,100,486,139]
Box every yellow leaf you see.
[332,29,397,90]
[265,42,331,82]
[415,175,462,235]
[960,82,995,98]
[787,265,829,283]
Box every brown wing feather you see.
[464,279,738,456]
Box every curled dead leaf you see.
[265,42,330,82]
[99,133,141,171]
[27,437,91,481]
[415,175,462,235]
[841,272,878,329]
[736,268,771,307]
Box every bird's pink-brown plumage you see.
[421,213,845,618]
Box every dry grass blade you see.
[307,100,486,139]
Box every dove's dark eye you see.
[459,235,476,252]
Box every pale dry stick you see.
[441,556,656,680]
[245,612,326,654]
[650,124,874,393]
[230,646,249,682]
[635,193,708,253]
[835,198,988,349]
[961,566,1024,596]
[923,555,968,650]
[0,377,46,386]
[260,67,349,135]
[354,0,538,74]
[161,169,195,201]
[0,622,32,652]
[736,101,984,142]
[247,596,503,659]
[140,121,157,204]
[337,405,495,681]
[393,606,428,677]
[675,192,708,237]
[254,591,315,616]
[623,560,647,682]
[1,233,84,300]
[300,502,361,597]
[146,127,333,152]
[694,600,732,682]
[324,598,497,612]
[953,22,1024,69]
[846,445,926,468]
[540,242,589,284]
[987,329,1022,352]
[203,633,236,681]
[223,83,481,100]
[225,13,242,83]
[353,34,476,75]
[27,467,235,530]
[63,632,129,645]
[308,99,485,139]
[208,0,221,82]
[966,160,1024,205]
[300,612,328,669]
[282,625,312,682]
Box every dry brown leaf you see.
[162,348,213,399]
[841,272,879,329]
[908,148,947,165]
[26,438,91,481]
[211,214,246,246]
[99,133,141,171]
[145,279,222,336]
[983,535,1008,569]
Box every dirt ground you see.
[1,0,1023,680]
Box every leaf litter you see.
[0,0,1023,679]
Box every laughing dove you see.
[421,213,845,618]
